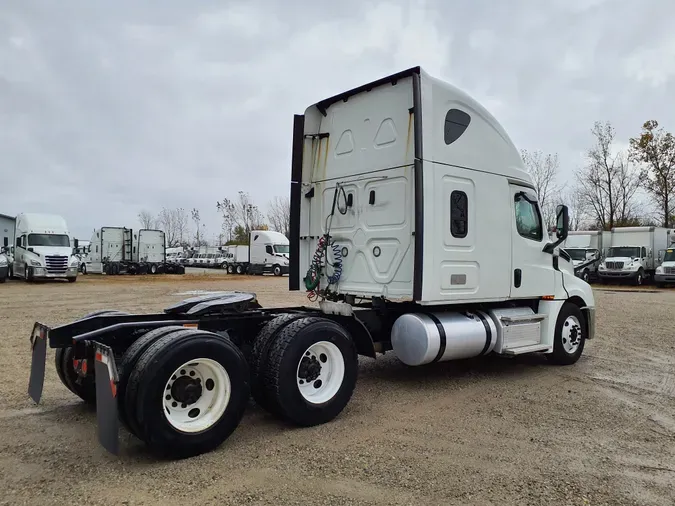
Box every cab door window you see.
[514,192,543,241]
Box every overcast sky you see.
[1,0,673,240]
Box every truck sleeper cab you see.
[13,213,79,282]
[27,66,595,460]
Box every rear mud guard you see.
[28,322,49,404]
[94,343,120,455]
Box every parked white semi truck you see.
[27,67,595,459]
[11,213,79,282]
[83,227,184,275]
[225,230,290,276]
[598,226,671,285]
[562,230,612,282]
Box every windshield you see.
[274,244,290,254]
[664,249,675,262]
[608,247,640,258]
[27,234,70,247]
[565,249,588,261]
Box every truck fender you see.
[321,314,376,359]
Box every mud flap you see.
[28,322,49,404]
[94,343,120,455]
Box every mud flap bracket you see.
[28,322,49,404]
[94,343,120,455]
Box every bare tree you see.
[629,120,675,227]
[156,207,189,247]
[138,210,155,229]
[520,149,563,228]
[575,121,641,230]
[191,208,203,247]
[267,196,290,238]
[562,188,584,231]
[217,191,266,239]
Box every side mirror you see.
[555,205,569,240]
[3,237,7,247]
[74,238,79,249]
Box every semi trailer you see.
[597,226,671,285]
[27,66,595,460]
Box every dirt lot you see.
[0,273,674,506]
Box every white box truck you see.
[27,67,595,459]
[598,226,671,285]
[12,213,80,282]
[561,230,611,283]
[653,231,675,287]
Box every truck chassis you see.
[27,290,591,459]
[83,260,186,276]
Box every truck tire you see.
[124,329,250,458]
[227,264,234,274]
[546,302,587,366]
[273,265,282,277]
[150,264,157,275]
[250,313,307,414]
[67,277,77,283]
[581,270,590,283]
[262,316,358,427]
[54,310,129,404]
[236,265,243,275]
[634,268,644,286]
[117,326,187,436]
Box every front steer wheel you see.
[262,316,358,427]
[546,302,587,365]
[123,329,250,459]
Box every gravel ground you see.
[0,273,674,506]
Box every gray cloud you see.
[1,0,674,239]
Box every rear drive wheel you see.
[150,264,157,275]
[54,309,129,404]
[117,326,186,436]
[124,329,250,458]
[236,265,243,275]
[227,264,234,274]
[546,303,586,365]
[263,317,358,426]
[250,314,307,414]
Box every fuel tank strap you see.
[426,313,447,363]
[474,311,493,356]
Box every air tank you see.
[390,311,497,366]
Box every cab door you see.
[14,235,26,277]
[510,185,556,298]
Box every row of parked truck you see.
[167,230,291,277]
[562,226,675,286]
[0,213,187,283]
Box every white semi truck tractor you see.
[27,66,595,459]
